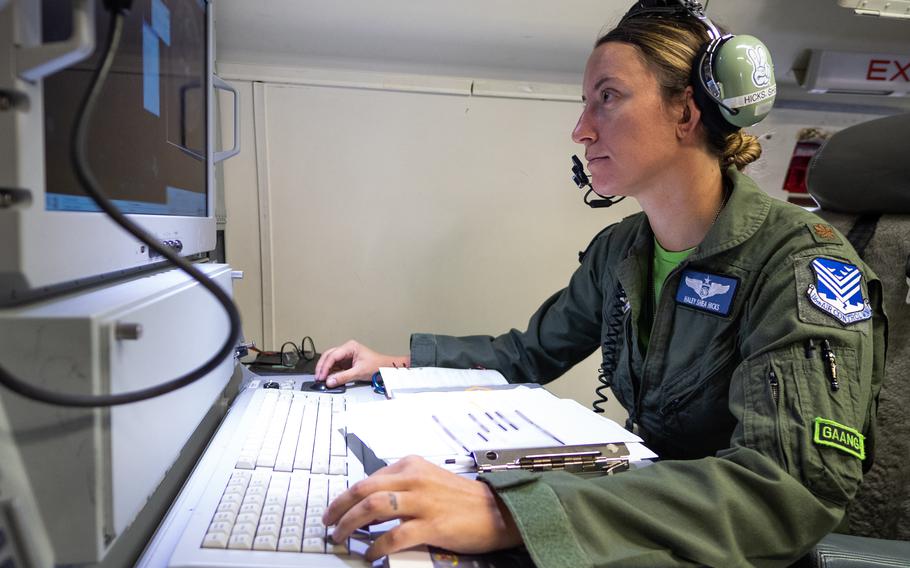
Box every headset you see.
[570,0,776,207]
[623,0,776,131]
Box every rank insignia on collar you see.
[807,257,872,325]
[675,269,739,317]
[814,224,835,240]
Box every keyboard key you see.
[224,484,245,496]
[212,511,236,524]
[208,521,233,536]
[232,522,257,538]
[278,535,302,552]
[235,455,256,469]
[253,535,278,551]
[219,493,242,506]
[256,523,280,538]
[260,513,282,526]
[239,502,262,516]
[304,525,325,538]
[216,501,240,515]
[302,537,326,553]
[202,531,229,549]
[329,456,348,476]
[262,504,283,516]
[227,533,253,550]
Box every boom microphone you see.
[570,155,624,209]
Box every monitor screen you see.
[42,0,207,217]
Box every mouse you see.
[301,380,346,394]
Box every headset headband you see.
[622,1,721,42]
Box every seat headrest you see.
[807,112,910,214]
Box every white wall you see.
[216,62,895,426]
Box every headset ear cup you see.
[690,40,738,136]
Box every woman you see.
[314,5,886,566]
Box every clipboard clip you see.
[472,443,630,476]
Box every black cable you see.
[0,9,242,407]
[593,286,627,414]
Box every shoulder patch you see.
[675,269,739,317]
[807,222,842,245]
[806,257,872,325]
[814,417,865,460]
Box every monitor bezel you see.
[0,0,215,307]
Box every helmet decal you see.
[747,45,772,88]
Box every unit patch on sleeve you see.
[814,417,865,460]
[675,269,739,317]
[806,257,872,325]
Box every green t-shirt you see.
[642,237,694,349]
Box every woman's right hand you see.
[314,340,409,387]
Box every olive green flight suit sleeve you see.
[410,233,611,383]
[481,248,886,568]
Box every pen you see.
[821,339,839,392]
[424,455,476,470]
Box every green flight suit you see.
[409,168,886,567]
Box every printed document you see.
[341,386,656,471]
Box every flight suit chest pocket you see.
[657,348,739,443]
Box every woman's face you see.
[572,41,684,198]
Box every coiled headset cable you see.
[592,285,627,413]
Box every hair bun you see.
[722,131,762,170]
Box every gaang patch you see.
[814,417,865,460]
[806,257,872,325]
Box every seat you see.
[798,112,910,566]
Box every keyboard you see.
[165,380,376,568]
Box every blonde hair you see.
[597,17,762,171]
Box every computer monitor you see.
[0,0,232,306]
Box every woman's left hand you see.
[323,455,523,561]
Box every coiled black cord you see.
[592,285,627,414]
[0,7,242,407]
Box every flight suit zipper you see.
[767,366,788,469]
[623,310,639,428]
[769,369,780,406]
[635,259,690,429]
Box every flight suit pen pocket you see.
[750,345,864,505]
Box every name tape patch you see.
[807,257,872,325]
[814,417,865,460]
[675,269,739,317]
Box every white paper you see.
[378,366,508,398]
[342,387,645,467]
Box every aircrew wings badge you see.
[807,257,872,325]
[675,269,739,317]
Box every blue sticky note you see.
[675,269,739,317]
[142,22,160,116]
[152,0,171,45]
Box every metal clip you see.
[473,443,630,476]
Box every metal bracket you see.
[474,443,630,475]
[0,188,32,208]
